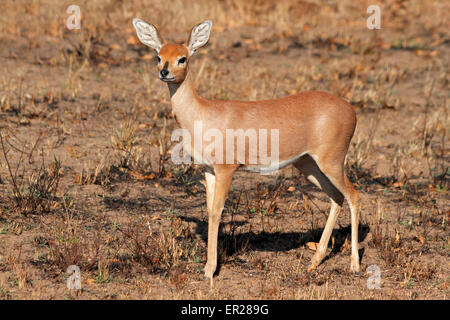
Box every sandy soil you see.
[0,0,448,299]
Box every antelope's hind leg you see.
[294,155,360,272]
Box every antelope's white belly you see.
[241,151,309,174]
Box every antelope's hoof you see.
[350,261,361,274]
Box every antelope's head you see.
[132,19,212,84]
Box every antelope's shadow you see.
[180,215,369,275]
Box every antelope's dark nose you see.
[160,69,169,78]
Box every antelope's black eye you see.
[178,57,186,64]
[157,56,161,63]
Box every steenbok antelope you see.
[132,19,360,282]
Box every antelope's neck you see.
[168,71,204,131]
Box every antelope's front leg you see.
[204,166,236,281]
[204,172,215,215]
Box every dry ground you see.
[0,0,448,299]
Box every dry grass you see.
[0,0,448,299]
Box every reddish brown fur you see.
[157,44,190,83]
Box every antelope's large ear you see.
[132,18,163,52]
[187,20,212,56]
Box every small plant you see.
[111,119,137,154]
[156,117,171,177]
[46,211,107,272]
[95,260,112,284]
[118,216,201,273]
[0,131,61,216]
[74,160,112,186]
[48,233,84,270]
[370,224,403,266]
[173,164,200,195]
[247,182,284,232]
[219,190,251,263]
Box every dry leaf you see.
[395,229,401,244]
[19,118,30,126]
[142,54,154,60]
[283,28,293,38]
[415,50,439,57]
[129,171,156,180]
[65,145,74,154]
[288,200,299,210]
[287,186,296,192]
[429,50,439,57]
[86,278,96,285]
[392,181,403,188]
[341,238,351,253]
[415,235,425,244]
[50,202,59,210]
[306,242,318,251]
[48,21,59,37]
[127,35,139,45]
